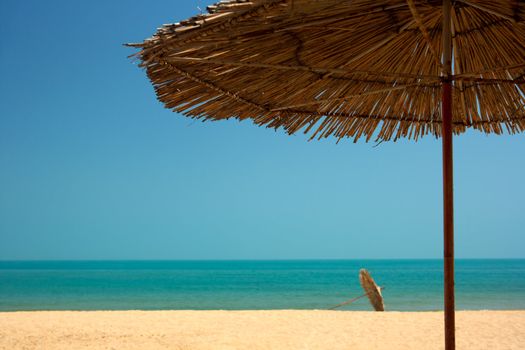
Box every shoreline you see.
[2,308,525,312]
[1,310,524,349]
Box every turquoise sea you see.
[1,260,524,311]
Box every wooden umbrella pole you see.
[442,75,455,350]
[442,1,455,350]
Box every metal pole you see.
[442,1,455,349]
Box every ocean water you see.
[0,260,524,311]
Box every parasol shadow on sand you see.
[127,1,525,349]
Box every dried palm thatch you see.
[328,269,386,310]
[128,0,525,142]
[359,269,385,311]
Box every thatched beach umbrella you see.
[128,1,525,349]
[359,269,385,312]
[328,269,384,311]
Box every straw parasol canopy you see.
[328,269,385,310]
[128,0,525,142]
[128,1,525,349]
[359,269,385,312]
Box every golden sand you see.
[1,310,524,349]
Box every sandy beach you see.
[0,310,523,349]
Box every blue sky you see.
[0,0,524,260]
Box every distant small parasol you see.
[328,269,385,311]
[359,269,384,311]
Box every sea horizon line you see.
[1,257,524,263]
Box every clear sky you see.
[0,0,523,260]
